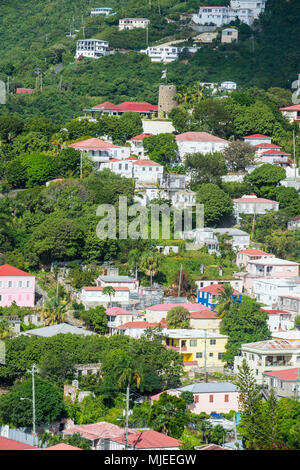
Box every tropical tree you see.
[148,393,189,439]
[139,252,160,286]
[40,297,66,326]
[215,283,234,319]
[102,286,116,307]
[166,306,191,329]
[0,317,15,339]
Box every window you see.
[224,394,229,402]
[18,281,22,288]
[8,281,13,288]
[209,353,213,357]
[0,281,3,288]
[210,339,216,345]
[218,353,224,360]
[26,281,31,288]
[196,352,203,358]
[209,395,214,403]
[0,295,2,301]
[190,340,197,347]
[195,395,199,403]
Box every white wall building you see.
[100,158,164,184]
[252,278,300,307]
[75,39,110,59]
[175,132,229,162]
[119,18,150,30]
[233,194,279,222]
[67,138,130,168]
[90,7,115,16]
[193,6,254,27]
[230,0,267,19]
[97,275,139,293]
[81,286,130,307]
[142,119,175,135]
[141,46,182,63]
[181,227,250,253]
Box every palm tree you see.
[102,286,116,307]
[216,283,234,319]
[41,297,66,326]
[140,252,160,286]
[0,317,14,340]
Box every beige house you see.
[234,339,300,385]
[163,329,228,373]
[221,28,238,43]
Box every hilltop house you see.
[221,28,238,43]
[84,101,158,119]
[75,39,110,59]
[90,7,115,16]
[140,46,182,63]
[251,278,300,307]
[236,248,273,269]
[0,264,35,308]
[175,132,229,162]
[192,1,266,27]
[280,104,300,123]
[96,275,139,292]
[262,368,300,401]
[145,303,211,323]
[128,133,153,158]
[119,18,150,30]
[100,157,164,183]
[81,286,130,308]
[243,134,272,146]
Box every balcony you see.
[183,361,198,367]
[165,345,187,352]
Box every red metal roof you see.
[233,196,278,204]
[260,308,289,315]
[244,134,272,139]
[280,104,300,111]
[261,150,291,156]
[106,307,132,316]
[189,310,218,319]
[63,422,133,441]
[112,430,181,449]
[91,101,158,113]
[263,368,300,381]
[0,436,36,450]
[44,443,82,450]
[0,264,34,277]
[132,159,162,166]
[175,132,228,143]
[254,143,280,149]
[91,101,118,111]
[68,138,120,150]
[238,249,269,255]
[199,283,241,295]
[130,133,153,141]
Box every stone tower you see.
[158,85,178,118]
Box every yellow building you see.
[163,329,228,373]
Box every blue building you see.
[197,284,242,311]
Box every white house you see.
[90,7,115,16]
[251,278,300,307]
[128,133,153,158]
[175,132,229,162]
[142,119,175,135]
[261,308,294,335]
[260,150,291,167]
[243,134,272,146]
[67,138,130,168]
[230,0,266,18]
[119,18,150,30]
[221,28,238,43]
[101,158,164,183]
[181,227,250,253]
[140,46,182,63]
[81,286,130,307]
[75,39,110,59]
[280,104,300,123]
[288,216,300,230]
[220,81,237,91]
[193,6,254,27]
[97,275,139,293]
[233,194,279,222]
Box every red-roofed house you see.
[262,368,300,400]
[260,149,291,167]
[62,422,134,450]
[243,134,272,146]
[106,307,142,331]
[145,303,211,323]
[128,133,153,158]
[233,194,279,222]
[114,320,161,338]
[260,308,293,334]
[236,248,273,269]
[101,157,164,183]
[0,264,35,307]
[0,436,36,450]
[85,101,158,118]
[67,138,130,166]
[198,284,242,311]
[108,430,181,450]
[175,132,229,161]
[280,104,300,122]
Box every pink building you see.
[145,303,211,323]
[151,382,240,414]
[0,264,35,308]
[241,257,299,292]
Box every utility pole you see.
[82,15,85,39]
[293,130,297,181]
[80,151,83,178]
[125,383,130,450]
[6,76,9,94]
[32,364,36,446]
[146,24,149,46]
[178,264,183,297]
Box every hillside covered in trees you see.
[0,0,299,122]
